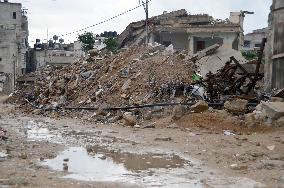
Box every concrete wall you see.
[188,32,240,54]
[244,30,266,51]
[265,0,284,91]
[156,32,188,50]
[0,2,28,93]
[35,50,75,68]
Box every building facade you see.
[119,10,248,54]
[265,0,284,91]
[0,0,28,93]
[243,28,267,51]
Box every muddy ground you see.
[0,96,283,188]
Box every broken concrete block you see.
[123,112,136,126]
[122,79,131,91]
[275,117,284,127]
[224,99,248,115]
[261,102,284,120]
[172,105,187,120]
[190,100,208,113]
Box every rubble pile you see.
[11,45,197,112]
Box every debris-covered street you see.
[1,92,284,188]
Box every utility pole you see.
[140,0,149,46]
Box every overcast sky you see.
[11,0,271,44]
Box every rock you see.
[230,164,248,170]
[269,154,284,160]
[172,105,187,120]
[122,79,131,91]
[81,70,95,79]
[63,163,68,171]
[123,112,136,126]
[143,123,156,129]
[270,97,284,102]
[261,102,284,120]
[224,99,248,115]
[134,124,141,128]
[190,100,209,113]
[267,145,276,151]
[99,155,107,160]
[144,111,153,120]
[63,158,69,162]
[275,116,284,127]
[154,137,172,141]
[19,153,27,160]
[257,160,284,169]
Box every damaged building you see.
[0,0,29,93]
[265,0,284,91]
[118,9,248,54]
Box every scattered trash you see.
[223,130,236,136]
[267,145,276,151]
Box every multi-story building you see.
[0,0,28,93]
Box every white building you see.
[243,28,267,51]
[0,0,28,93]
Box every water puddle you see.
[42,146,202,187]
[42,147,131,182]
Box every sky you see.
[10,0,271,44]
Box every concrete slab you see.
[261,102,284,120]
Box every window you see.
[244,40,251,48]
[255,43,261,48]
[0,58,2,62]
[13,12,17,19]
[196,41,205,51]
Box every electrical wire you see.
[57,0,152,38]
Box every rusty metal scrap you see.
[198,39,267,102]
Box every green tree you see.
[78,32,96,53]
[242,51,258,61]
[104,37,119,53]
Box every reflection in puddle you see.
[86,145,187,171]
[43,147,131,182]
[42,147,202,187]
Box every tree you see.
[104,37,119,53]
[78,32,96,53]
[242,51,258,61]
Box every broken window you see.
[244,40,251,48]
[13,12,17,19]
[196,41,205,51]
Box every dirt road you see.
[0,96,283,188]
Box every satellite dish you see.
[53,35,58,42]
[59,38,64,44]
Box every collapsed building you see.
[118,9,247,53]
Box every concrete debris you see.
[154,137,172,142]
[0,127,7,141]
[196,47,248,77]
[261,102,284,120]
[190,100,209,113]
[224,99,248,115]
[123,112,136,127]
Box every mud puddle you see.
[42,146,202,187]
